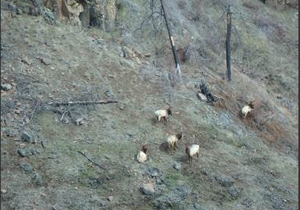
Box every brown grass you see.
[253,16,286,42]
[208,76,295,152]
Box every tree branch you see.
[48,100,118,107]
[78,151,107,170]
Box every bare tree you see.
[159,0,182,83]
[135,0,182,85]
[226,5,232,81]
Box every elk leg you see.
[163,117,167,124]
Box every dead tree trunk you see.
[159,0,181,82]
[226,5,232,81]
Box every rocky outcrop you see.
[89,0,117,31]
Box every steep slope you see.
[1,0,298,210]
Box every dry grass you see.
[204,71,297,154]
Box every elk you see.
[185,144,200,163]
[155,105,172,123]
[137,145,148,163]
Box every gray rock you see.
[41,7,56,25]
[214,175,234,188]
[197,92,207,101]
[173,162,182,170]
[194,203,202,210]
[8,2,16,12]
[68,60,79,68]
[119,103,126,110]
[105,90,114,97]
[264,193,287,210]
[17,149,27,157]
[75,118,85,126]
[32,173,44,186]
[28,148,39,156]
[16,8,23,15]
[52,204,63,210]
[3,128,16,137]
[89,195,105,206]
[1,83,12,91]
[21,131,32,143]
[175,184,191,197]
[61,118,69,124]
[241,198,253,207]
[153,184,191,209]
[20,162,34,173]
[227,186,241,199]
[186,203,202,210]
[141,183,155,195]
[108,196,113,202]
[186,81,196,89]
[147,167,160,177]
[40,57,51,65]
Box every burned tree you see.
[159,0,182,82]
[226,5,232,81]
[135,0,182,84]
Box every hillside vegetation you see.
[1,0,298,210]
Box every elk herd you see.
[137,100,255,165]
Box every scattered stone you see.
[173,162,182,170]
[89,195,105,206]
[153,184,191,209]
[28,148,39,156]
[175,184,191,196]
[40,57,51,65]
[197,92,207,102]
[147,167,160,177]
[108,196,113,202]
[122,46,135,58]
[118,102,125,110]
[21,56,32,65]
[61,118,69,124]
[214,175,234,188]
[119,52,125,57]
[68,60,79,68]
[141,183,155,195]
[20,162,34,173]
[44,40,51,46]
[52,204,63,210]
[21,131,32,143]
[1,189,7,194]
[17,148,27,157]
[111,122,117,129]
[16,8,23,15]
[75,118,85,126]
[227,186,242,199]
[193,203,202,210]
[1,83,12,91]
[105,90,114,97]
[3,128,16,137]
[32,173,44,186]
[186,82,195,89]
[156,178,163,184]
[108,74,115,78]
[241,198,253,207]
[41,7,56,25]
